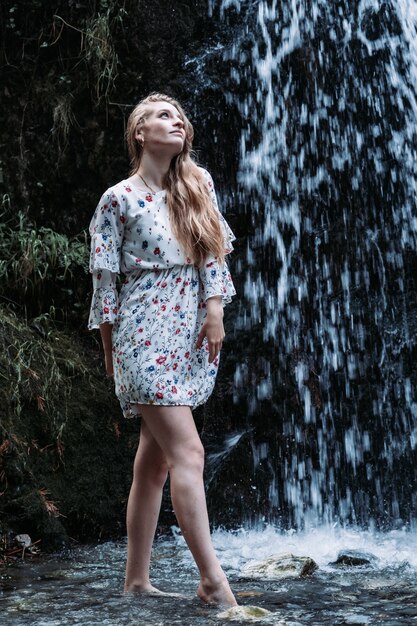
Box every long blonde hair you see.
[126,93,225,266]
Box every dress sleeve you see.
[199,170,236,305]
[88,188,126,329]
[88,269,119,330]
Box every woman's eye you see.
[159,112,169,118]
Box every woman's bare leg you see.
[124,420,169,592]
[139,404,237,607]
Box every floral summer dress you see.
[88,168,236,418]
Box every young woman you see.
[88,93,237,606]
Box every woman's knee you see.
[152,462,169,487]
[133,453,168,486]
[168,441,205,476]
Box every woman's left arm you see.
[195,296,224,363]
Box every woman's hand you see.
[195,296,224,363]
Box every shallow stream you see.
[1,526,417,625]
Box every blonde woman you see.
[88,94,237,606]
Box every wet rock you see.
[14,533,39,559]
[216,605,273,622]
[331,550,379,567]
[242,553,318,580]
[14,533,32,549]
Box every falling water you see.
[200,0,417,528]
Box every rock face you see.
[242,553,318,580]
[331,550,379,567]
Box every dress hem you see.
[123,400,198,419]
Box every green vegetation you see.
[0,195,89,320]
[0,191,139,556]
[53,3,125,108]
[0,304,138,558]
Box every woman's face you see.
[135,101,186,156]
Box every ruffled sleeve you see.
[88,269,119,329]
[88,188,126,329]
[199,169,236,305]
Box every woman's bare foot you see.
[197,576,237,607]
[124,583,184,597]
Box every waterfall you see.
[198,0,417,528]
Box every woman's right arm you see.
[99,322,114,377]
[88,188,126,374]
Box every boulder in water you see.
[242,553,318,580]
[331,549,379,567]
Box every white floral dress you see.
[88,168,236,418]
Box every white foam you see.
[174,525,417,573]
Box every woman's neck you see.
[137,152,171,190]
